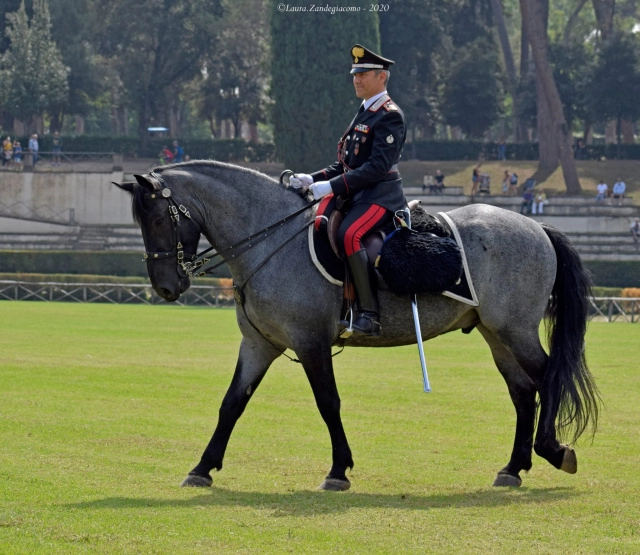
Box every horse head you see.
[114,172,201,302]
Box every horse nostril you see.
[157,287,179,302]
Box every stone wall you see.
[0,171,132,227]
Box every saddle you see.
[319,201,463,295]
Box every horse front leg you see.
[181,335,281,487]
[294,340,354,491]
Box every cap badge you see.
[386,135,395,144]
[352,46,365,63]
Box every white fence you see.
[0,280,235,307]
[589,297,640,323]
[0,280,638,321]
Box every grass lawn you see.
[0,302,638,554]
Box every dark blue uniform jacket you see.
[311,94,407,212]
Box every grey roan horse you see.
[115,160,599,491]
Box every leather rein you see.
[142,176,341,363]
[142,176,321,296]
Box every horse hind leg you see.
[496,330,577,475]
[181,335,281,487]
[477,325,538,487]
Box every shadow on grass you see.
[66,486,578,516]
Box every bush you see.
[583,261,640,288]
[15,135,277,163]
[408,139,640,161]
[0,251,232,278]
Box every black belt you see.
[345,163,399,174]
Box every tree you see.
[270,2,379,170]
[97,0,222,147]
[47,0,105,132]
[441,38,504,138]
[194,0,270,139]
[548,40,593,134]
[0,0,69,132]
[519,0,581,193]
[379,0,455,142]
[589,32,640,144]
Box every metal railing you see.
[0,280,235,307]
[589,297,640,323]
[0,282,638,321]
[1,151,120,172]
[0,200,75,225]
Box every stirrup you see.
[338,307,354,339]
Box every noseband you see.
[142,185,197,276]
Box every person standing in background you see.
[172,140,184,163]
[28,134,39,166]
[2,136,13,167]
[52,131,62,166]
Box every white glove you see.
[309,181,333,200]
[289,173,313,189]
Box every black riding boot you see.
[343,249,380,337]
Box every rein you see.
[184,198,321,280]
[141,177,342,364]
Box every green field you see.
[1,302,638,554]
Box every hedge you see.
[0,252,635,287]
[583,261,640,288]
[0,251,231,279]
[410,140,640,161]
[12,135,640,162]
[13,136,276,163]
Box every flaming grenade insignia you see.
[351,46,365,64]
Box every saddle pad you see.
[435,212,479,307]
[308,212,479,307]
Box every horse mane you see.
[131,160,294,226]
[155,160,282,189]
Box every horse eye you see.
[152,216,165,227]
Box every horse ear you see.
[134,173,162,191]
[113,181,136,194]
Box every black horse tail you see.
[541,224,600,444]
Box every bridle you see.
[139,172,340,363]
[141,183,198,276]
[140,171,321,287]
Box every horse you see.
[114,160,599,491]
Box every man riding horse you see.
[291,44,407,338]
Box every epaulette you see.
[383,99,398,112]
[369,94,391,112]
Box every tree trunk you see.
[564,0,589,45]
[591,0,615,41]
[519,0,582,194]
[74,115,85,135]
[621,120,634,144]
[517,18,531,142]
[490,0,519,142]
[605,120,616,143]
[536,76,559,177]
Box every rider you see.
[290,44,407,337]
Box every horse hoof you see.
[560,446,577,474]
[492,471,522,487]
[319,478,351,491]
[180,473,213,487]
